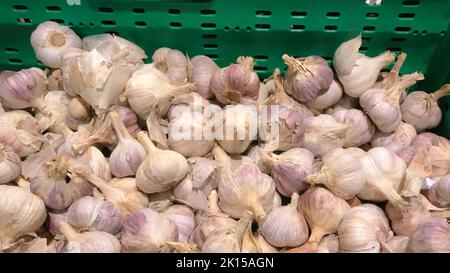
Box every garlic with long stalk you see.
[282,54,334,103]
[333,34,395,98]
[302,114,351,157]
[0,68,47,109]
[59,222,121,253]
[373,52,407,90]
[162,205,195,243]
[111,105,141,138]
[261,148,314,197]
[120,208,179,253]
[191,55,219,99]
[426,174,450,208]
[34,90,72,134]
[401,148,431,198]
[0,185,47,247]
[136,132,189,194]
[108,111,146,178]
[401,84,450,131]
[210,56,260,105]
[152,47,189,84]
[66,196,124,235]
[307,80,343,112]
[328,107,375,147]
[30,21,82,68]
[358,147,407,207]
[360,72,424,133]
[78,146,111,182]
[299,188,350,245]
[261,193,309,247]
[338,204,393,253]
[407,218,450,253]
[0,144,21,184]
[65,97,91,131]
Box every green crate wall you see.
[0,0,449,136]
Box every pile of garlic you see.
[0,22,449,253]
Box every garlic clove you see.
[163,205,195,243]
[65,97,91,131]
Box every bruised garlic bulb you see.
[299,188,350,244]
[282,54,333,103]
[0,144,20,184]
[35,90,71,134]
[261,193,309,247]
[152,47,189,84]
[0,68,47,109]
[360,73,424,133]
[426,174,450,208]
[210,56,260,105]
[30,21,82,68]
[191,55,219,99]
[358,147,407,207]
[261,148,314,197]
[338,204,393,253]
[307,80,343,112]
[109,111,146,177]
[0,185,47,246]
[302,114,351,157]
[401,84,450,131]
[162,205,195,243]
[121,208,178,252]
[65,97,91,131]
[78,146,111,182]
[333,34,395,98]
[407,218,450,253]
[59,222,121,253]
[66,196,124,235]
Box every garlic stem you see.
[212,144,231,169]
[15,177,30,191]
[74,167,116,198]
[250,200,267,224]
[290,192,300,208]
[391,53,407,74]
[308,228,327,244]
[235,211,253,241]
[237,56,255,70]
[109,111,133,141]
[72,117,114,153]
[430,210,450,219]
[137,131,158,154]
[379,183,408,209]
[306,166,329,185]
[59,222,80,241]
[111,49,130,62]
[208,190,222,215]
[430,84,450,101]
[165,241,199,252]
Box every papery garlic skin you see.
[191,55,220,99]
[35,90,71,134]
[0,185,47,245]
[163,205,195,243]
[407,218,450,253]
[78,146,111,182]
[382,236,409,253]
[428,136,450,178]
[120,208,179,253]
[66,97,91,131]
[307,80,343,112]
[0,144,21,184]
[385,197,431,237]
[31,21,82,68]
[427,174,450,208]
[371,122,417,149]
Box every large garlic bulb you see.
[0,144,21,184]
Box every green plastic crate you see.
[0,0,449,136]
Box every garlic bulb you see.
[112,105,141,138]
[407,218,450,253]
[121,208,179,252]
[299,188,350,244]
[426,174,450,208]
[411,132,440,149]
[59,222,121,253]
[152,47,189,84]
[307,80,343,112]
[261,148,314,197]
[162,205,195,243]
[0,110,44,157]
[382,236,409,253]
[136,132,189,194]
[30,21,82,68]
[358,147,407,207]
[401,148,431,198]
[302,114,351,157]
[333,34,395,98]
[34,90,71,134]
[282,54,334,103]
[217,104,258,154]
[66,196,124,234]
[0,185,47,246]
[371,122,417,149]
[261,193,309,247]
[78,146,111,182]
[360,72,424,133]
[210,56,260,105]
[401,84,450,131]
[428,136,450,177]
[0,144,21,184]
[0,68,47,109]
[65,97,91,131]
[328,107,375,147]
[338,204,393,253]
[202,211,253,253]
[109,111,146,177]
[125,64,194,119]
[191,55,219,99]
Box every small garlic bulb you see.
[261,148,314,197]
[401,84,450,132]
[136,132,189,194]
[0,144,20,184]
[426,174,450,208]
[109,111,146,177]
[0,185,47,245]
[407,218,450,253]
[338,204,393,253]
[261,193,309,247]
[152,47,189,84]
[121,208,179,252]
[30,21,82,68]
[333,34,395,98]
[307,80,343,112]
[191,55,220,99]
[0,68,47,109]
[299,188,350,244]
[59,222,121,253]
[162,205,195,243]
[78,146,111,182]
[210,56,260,105]
[66,196,124,235]
[282,54,334,103]
[358,147,407,208]
[34,90,72,134]
[65,97,91,131]
[302,114,351,157]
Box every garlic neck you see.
[212,144,232,169]
[75,167,114,197]
[59,222,81,242]
[207,190,222,215]
[308,228,327,244]
[237,56,255,70]
[391,52,407,74]
[109,111,133,141]
[430,84,450,101]
[137,131,158,154]
[0,148,6,162]
[306,166,329,186]
[235,211,253,241]
[373,51,395,69]
[250,200,267,224]
[289,192,300,208]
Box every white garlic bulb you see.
[30,21,82,68]
[307,80,343,112]
[0,144,21,184]
[371,122,417,149]
[261,193,309,247]
[152,47,189,84]
[162,205,195,243]
[191,55,220,99]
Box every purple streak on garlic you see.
[407,218,450,253]
[112,105,141,138]
[162,205,195,243]
[0,144,21,184]
[191,55,220,99]
[307,80,343,112]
